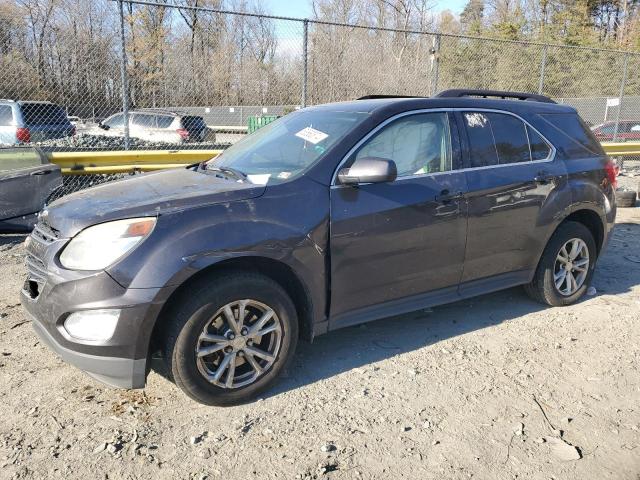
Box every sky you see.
[263,0,468,20]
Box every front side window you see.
[464,112,533,167]
[354,112,452,177]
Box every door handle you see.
[534,171,553,184]
[30,170,53,176]
[435,189,464,203]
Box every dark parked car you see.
[0,147,62,232]
[591,119,640,142]
[20,90,617,405]
[0,100,75,145]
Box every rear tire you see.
[162,272,298,406]
[524,221,597,306]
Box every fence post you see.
[430,34,440,96]
[613,53,629,143]
[118,0,131,150]
[302,19,309,108]
[538,45,548,95]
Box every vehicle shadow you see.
[267,287,545,399]
[0,234,27,248]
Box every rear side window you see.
[464,112,552,167]
[156,115,174,128]
[539,113,604,159]
[132,113,156,128]
[0,106,13,125]
[528,126,552,161]
[20,103,68,125]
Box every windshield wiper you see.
[204,165,249,182]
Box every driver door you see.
[329,111,468,327]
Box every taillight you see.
[16,127,30,143]
[177,128,189,140]
[604,158,618,189]
[71,126,76,136]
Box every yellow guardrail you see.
[46,149,222,175]
[47,142,638,176]
[601,142,640,156]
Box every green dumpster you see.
[248,115,279,134]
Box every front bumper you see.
[20,267,169,389]
[29,313,147,389]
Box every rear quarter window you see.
[156,116,175,128]
[0,106,14,126]
[539,113,605,159]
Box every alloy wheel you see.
[554,238,590,296]
[195,299,283,389]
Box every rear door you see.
[0,147,62,231]
[458,110,567,288]
[329,111,468,325]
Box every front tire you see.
[162,272,298,406]
[524,221,597,306]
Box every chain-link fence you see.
[1,0,639,155]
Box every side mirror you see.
[98,123,109,130]
[338,157,397,185]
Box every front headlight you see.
[59,217,156,270]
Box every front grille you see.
[31,221,59,244]
[25,221,59,298]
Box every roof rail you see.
[357,95,426,100]
[434,89,556,104]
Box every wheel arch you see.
[148,256,315,358]
[562,208,605,256]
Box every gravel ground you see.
[0,208,639,480]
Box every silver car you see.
[0,100,75,145]
[92,109,211,144]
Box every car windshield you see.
[205,109,369,185]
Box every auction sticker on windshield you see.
[295,127,328,144]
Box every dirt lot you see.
[1,207,639,480]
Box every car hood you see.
[45,168,265,237]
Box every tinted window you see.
[182,116,205,131]
[489,113,530,164]
[132,113,156,128]
[20,103,68,125]
[0,106,13,126]
[355,113,452,176]
[464,112,499,167]
[156,115,174,128]
[527,126,552,160]
[103,114,124,128]
[540,113,604,158]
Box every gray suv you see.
[20,90,617,406]
[0,100,75,145]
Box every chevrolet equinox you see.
[21,90,617,405]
